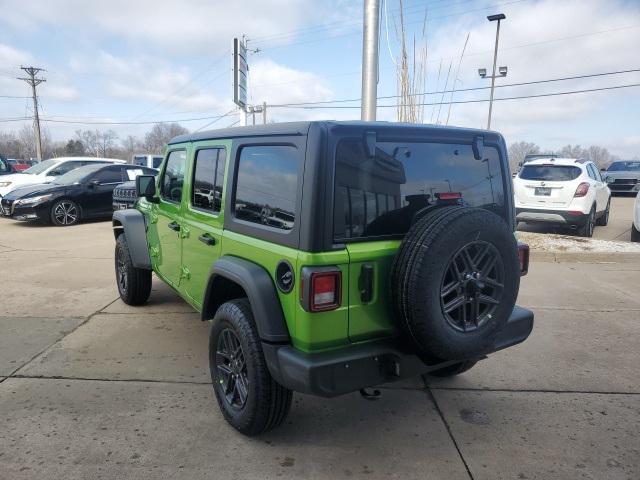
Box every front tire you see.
[209,299,292,436]
[596,199,610,226]
[50,199,80,226]
[115,234,152,305]
[632,223,640,242]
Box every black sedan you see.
[0,163,156,226]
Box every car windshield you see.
[519,165,581,181]
[22,158,58,175]
[52,165,104,185]
[607,161,640,172]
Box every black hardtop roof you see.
[168,120,498,145]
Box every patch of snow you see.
[516,232,640,254]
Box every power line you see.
[270,82,640,109]
[36,109,240,125]
[0,95,31,99]
[194,109,239,132]
[268,67,640,107]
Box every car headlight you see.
[15,194,53,206]
[0,182,12,187]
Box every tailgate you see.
[517,181,575,207]
[345,240,401,342]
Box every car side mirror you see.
[136,175,158,203]
[49,169,61,176]
[89,179,100,188]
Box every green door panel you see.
[154,149,188,287]
[180,141,231,308]
[345,240,401,342]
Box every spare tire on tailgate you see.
[390,206,520,360]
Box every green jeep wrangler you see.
[112,121,533,436]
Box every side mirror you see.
[49,169,61,176]
[89,179,100,188]
[136,175,158,203]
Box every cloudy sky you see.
[1,0,639,157]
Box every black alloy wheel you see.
[215,328,249,409]
[440,241,504,333]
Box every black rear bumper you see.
[263,306,533,397]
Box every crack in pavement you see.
[426,386,640,395]
[7,296,121,378]
[8,374,210,386]
[426,388,475,480]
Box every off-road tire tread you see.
[210,299,292,436]
[115,234,152,305]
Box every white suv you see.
[0,157,125,199]
[513,157,611,237]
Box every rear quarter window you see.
[333,139,506,240]
[519,165,581,181]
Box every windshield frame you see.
[21,159,59,175]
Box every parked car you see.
[132,154,163,169]
[603,160,640,195]
[7,159,31,173]
[0,155,10,176]
[113,168,158,211]
[0,157,126,199]
[632,193,640,242]
[113,121,533,436]
[0,163,155,225]
[514,157,611,237]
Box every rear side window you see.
[234,145,297,231]
[192,148,226,213]
[519,165,581,181]
[160,150,186,202]
[333,139,505,240]
[92,167,123,184]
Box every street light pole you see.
[361,0,380,121]
[485,14,506,130]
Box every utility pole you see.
[478,14,506,130]
[18,66,46,160]
[361,0,380,121]
[262,101,267,124]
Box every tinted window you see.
[133,156,146,166]
[92,167,123,184]
[519,165,581,181]
[153,157,163,168]
[234,145,298,231]
[192,148,226,213]
[586,164,596,180]
[333,139,505,240]
[607,161,640,171]
[160,150,186,202]
[53,161,84,176]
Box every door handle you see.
[168,221,180,232]
[198,233,216,246]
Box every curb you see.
[530,250,640,264]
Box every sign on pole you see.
[233,38,248,109]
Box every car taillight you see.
[517,242,529,276]
[310,271,341,311]
[574,182,590,197]
[436,192,462,200]
[301,267,342,312]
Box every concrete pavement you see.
[1,216,639,479]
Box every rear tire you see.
[427,360,478,378]
[631,223,640,242]
[596,199,610,226]
[209,299,292,436]
[578,207,595,237]
[115,234,152,305]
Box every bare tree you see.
[120,135,142,163]
[97,129,119,158]
[143,123,188,153]
[508,141,540,171]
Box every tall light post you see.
[478,13,507,130]
[361,0,380,121]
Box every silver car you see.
[603,161,640,194]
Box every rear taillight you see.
[574,182,590,197]
[436,192,462,201]
[517,242,529,276]
[301,267,342,312]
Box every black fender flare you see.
[202,256,290,344]
[112,209,151,269]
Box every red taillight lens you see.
[436,192,462,200]
[574,182,590,197]
[517,242,529,276]
[310,271,341,312]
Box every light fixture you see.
[499,66,508,76]
[478,68,487,78]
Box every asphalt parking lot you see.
[1,217,639,480]
[517,195,636,241]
